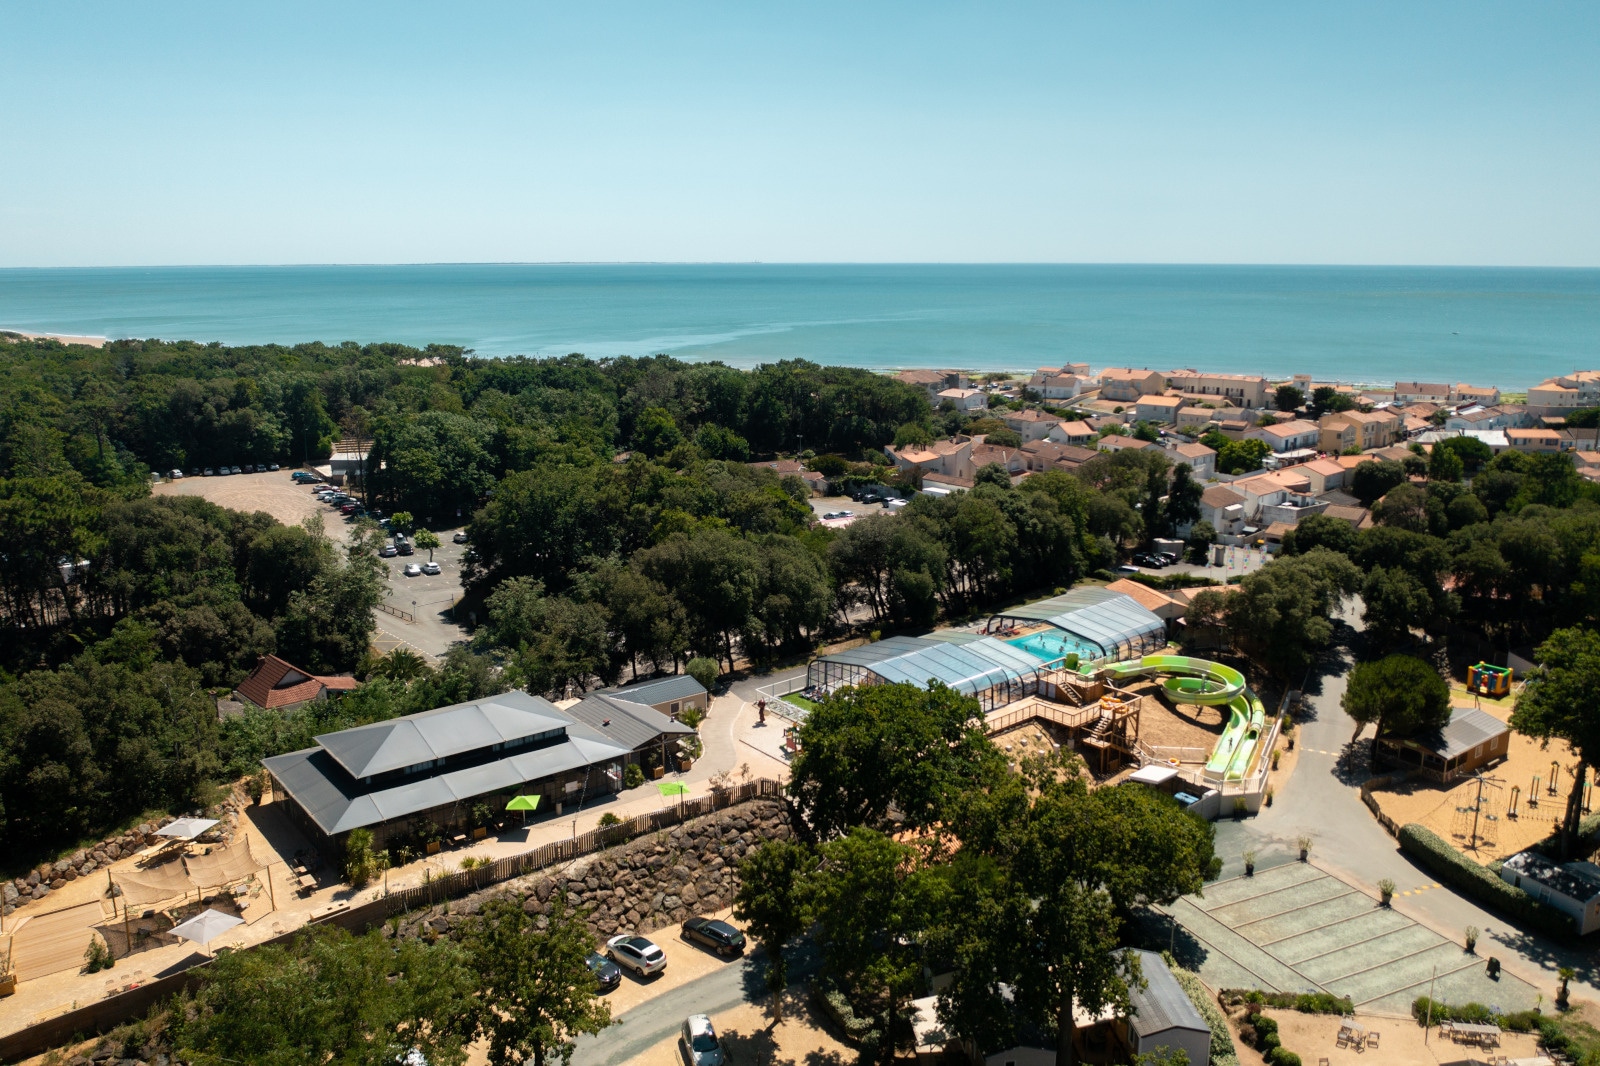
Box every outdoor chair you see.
[1366,1031,1379,1049]
[1318,1059,1330,1066]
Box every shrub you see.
[1251,1014,1279,1037]
[811,976,879,1046]
[1268,1049,1302,1066]
[1398,824,1576,935]
[598,813,623,827]
[83,935,115,973]
[623,763,644,789]
[686,657,718,693]
[679,706,704,730]
[1221,989,1352,1015]
[1259,1031,1281,1053]
[1165,954,1240,1066]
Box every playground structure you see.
[1102,655,1269,783]
[1467,662,1513,698]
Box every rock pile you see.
[387,798,794,944]
[4,819,180,915]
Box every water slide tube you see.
[1101,655,1266,782]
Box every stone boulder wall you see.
[384,799,794,945]
[6,818,179,914]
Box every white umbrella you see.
[156,817,220,840]
[170,907,243,953]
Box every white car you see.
[606,934,667,976]
[403,563,423,577]
[680,1014,725,1066]
[422,561,441,575]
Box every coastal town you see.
[4,4,1599,1063]
[0,331,1596,1066]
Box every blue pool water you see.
[1006,631,1102,663]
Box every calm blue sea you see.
[1,264,1596,389]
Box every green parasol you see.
[506,794,540,826]
[655,781,688,796]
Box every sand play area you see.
[1367,696,1586,864]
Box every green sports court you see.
[1161,862,1538,1015]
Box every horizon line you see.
[4,261,1600,271]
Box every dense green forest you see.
[3,333,1598,863]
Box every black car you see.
[680,917,746,957]
[585,951,622,992]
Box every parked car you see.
[1115,564,1140,574]
[680,917,745,957]
[268,463,280,471]
[585,952,621,993]
[340,503,360,515]
[168,469,184,479]
[396,538,414,555]
[680,1014,726,1066]
[403,563,423,577]
[230,465,242,475]
[380,544,399,558]
[188,468,201,478]
[242,464,255,473]
[203,467,215,476]
[422,561,441,575]
[292,471,319,482]
[1156,551,1181,565]
[1132,552,1168,568]
[452,531,468,543]
[605,934,667,977]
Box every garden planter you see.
[472,827,487,840]
[649,765,665,780]
[426,841,441,855]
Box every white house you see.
[1027,367,1088,400]
[938,387,989,412]
[1499,850,1600,935]
[1046,421,1098,446]
[1163,441,1216,478]
[1247,419,1320,454]
[1001,408,1065,443]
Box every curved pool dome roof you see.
[989,587,1167,662]
[805,633,1049,711]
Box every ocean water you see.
[1,264,1596,389]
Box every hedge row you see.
[1220,988,1354,1015]
[1163,953,1240,1066]
[1412,998,1600,1066]
[1396,824,1576,937]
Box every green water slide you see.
[1101,655,1266,782]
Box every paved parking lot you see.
[374,529,472,661]
[808,494,897,529]
[1162,862,1537,1014]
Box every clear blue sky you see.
[3,2,1597,266]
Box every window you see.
[670,702,680,714]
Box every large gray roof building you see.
[263,688,681,852]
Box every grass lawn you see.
[782,693,821,715]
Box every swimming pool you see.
[1006,630,1103,664]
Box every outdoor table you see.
[1453,1022,1501,1046]
[1336,1020,1365,1045]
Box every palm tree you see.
[374,648,431,681]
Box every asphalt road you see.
[570,944,818,1066]
[1215,600,1598,1004]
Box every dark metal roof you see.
[1126,949,1208,1039]
[263,728,632,836]
[565,691,697,751]
[604,674,707,706]
[314,690,572,779]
